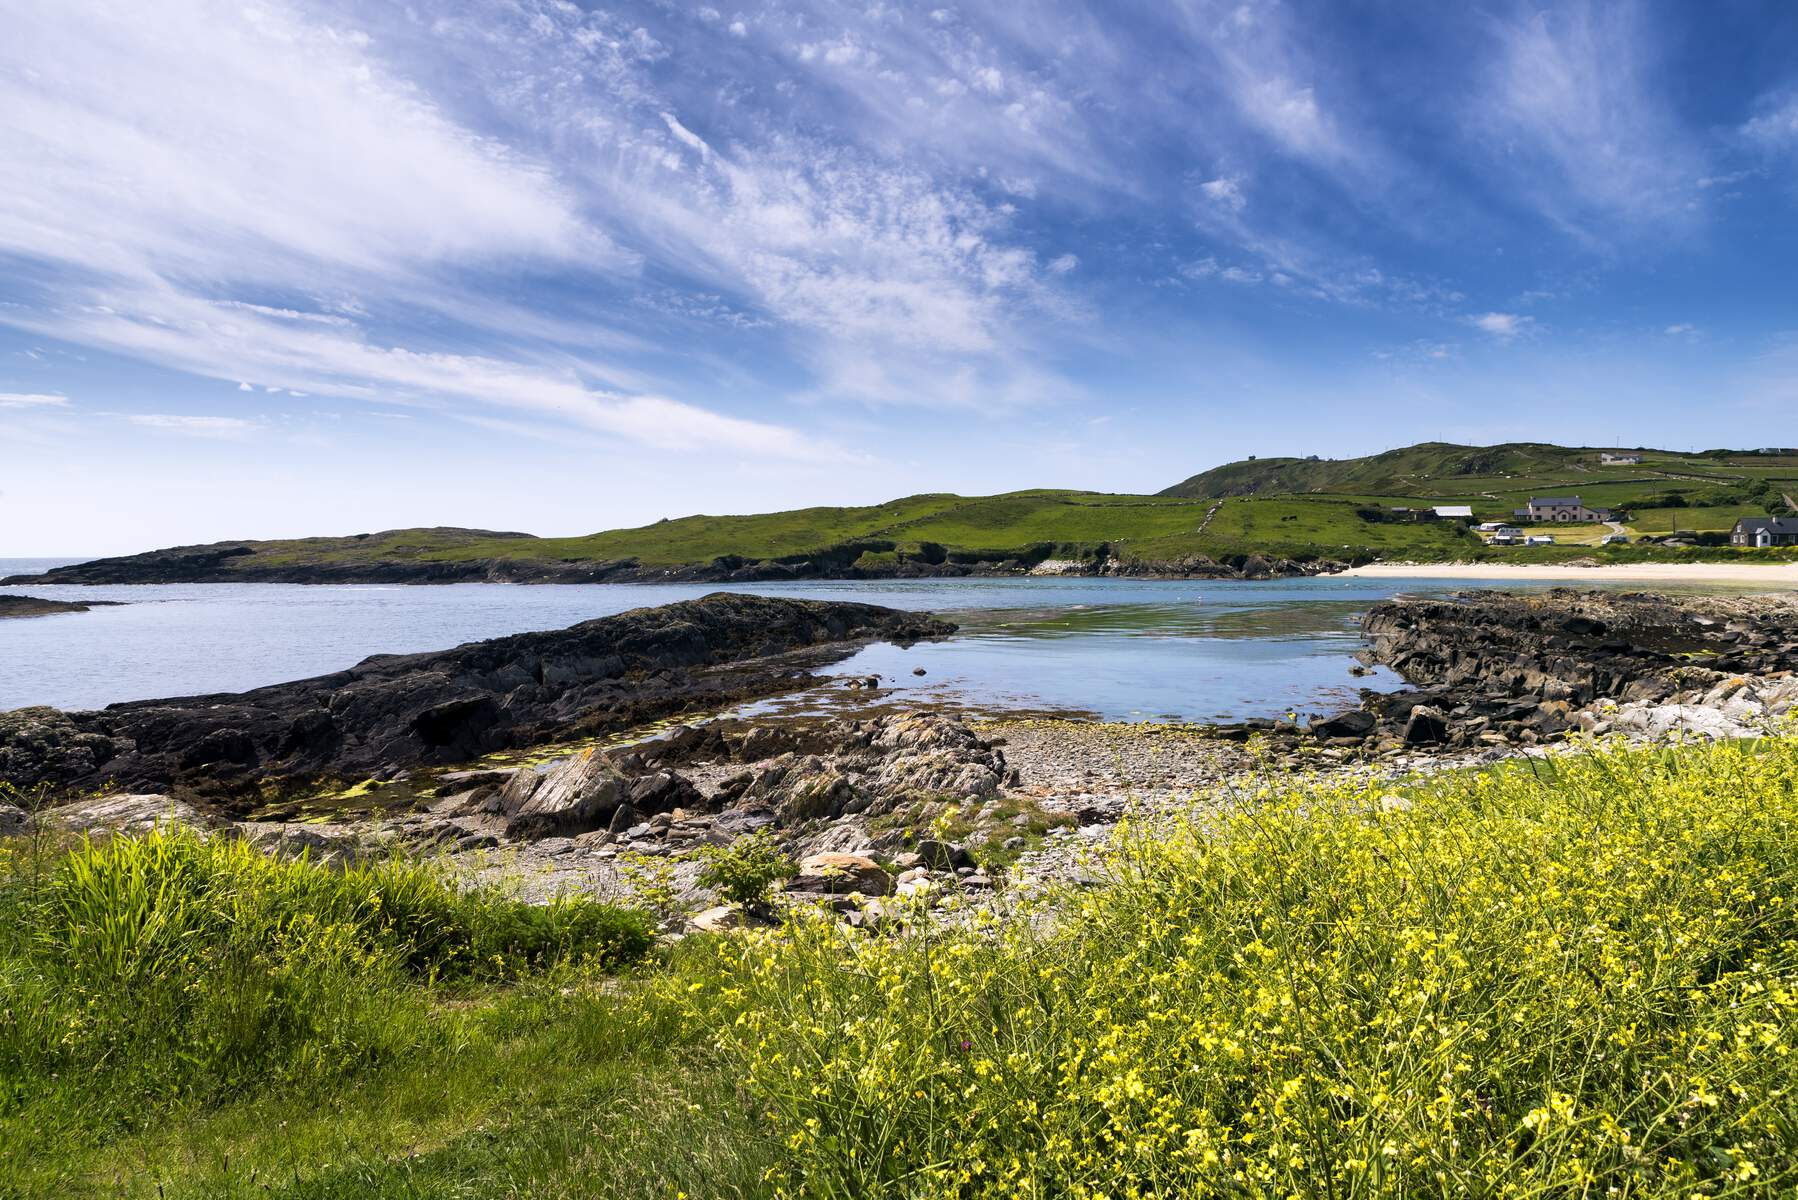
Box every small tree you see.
[696,830,795,913]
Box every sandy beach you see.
[1341,561,1798,586]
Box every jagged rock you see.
[786,852,892,896]
[1608,704,1757,741]
[1402,705,1445,741]
[1311,709,1375,739]
[690,904,749,932]
[0,801,27,835]
[914,838,975,871]
[1,595,955,799]
[1363,591,1798,749]
[502,749,628,839]
[0,707,120,792]
[732,725,798,761]
[241,822,371,864]
[46,793,218,836]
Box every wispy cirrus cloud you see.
[0,392,70,408]
[1742,92,1798,149]
[1468,1,1706,240]
[0,0,831,458]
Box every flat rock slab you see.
[0,594,954,801]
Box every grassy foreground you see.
[8,734,1798,1196]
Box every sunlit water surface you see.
[2,560,1561,722]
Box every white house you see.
[1732,516,1798,547]
[1515,496,1614,523]
[1600,452,1642,466]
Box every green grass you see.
[1628,504,1769,534]
[1162,441,1798,505]
[39,441,1798,579]
[0,826,657,1195]
[12,734,1798,1195]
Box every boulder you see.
[690,904,749,932]
[1609,704,1755,742]
[1402,705,1450,745]
[503,749,629,839]
[241,821,371,864]
[0,801,27,836]
[786,852,892,896]
[1311,709,1375,739]
[45,792,218,836]
[914,838,975,872]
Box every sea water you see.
[0,562,1530,721]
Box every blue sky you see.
[3,0,1797,554]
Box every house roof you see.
[1433,505,1474,518]
[1528,496,1585,506]
[1736,516,1798,534]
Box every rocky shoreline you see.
[0,594,950,803]
[2,544,1342,586]
[0,594,122,618]
[5,587,1795,931]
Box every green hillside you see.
[16,442,1797,584]
[142,490,1483,574]
[1161,441,1798,508]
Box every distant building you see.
[1515,496,1614,523]
[1525,535,1556,546]
[1432,505,1474,520]
[1600,452,1642,466]
[1732,516,1798,548]
[1484,525,1525,544]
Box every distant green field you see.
[45,442,1798,579]
[1626,504,1764,533]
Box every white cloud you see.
[0,392,69,408]
[128,414,258,439]
[0,2,604,286]
[1047,254,1079,274]
[1200,176,1248,212]
[1665,323,1697,336]
[1469,311,1533,339]
[1472,3,1704,238]
[0,0,840,459]
[14,285,836,459]
[660,113,713,160]
[1742,94,1798,148]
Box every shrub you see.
[696,830,795,910]
[705,735,1798,1197]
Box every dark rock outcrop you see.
[0,594,122,618]
[1342,589,1798,751]
[6,541,1347,586]
[0,594,953,802]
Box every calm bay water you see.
[1,558,1522,722]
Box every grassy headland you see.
[9,731,1798,1195]
[8,442,1796,584]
